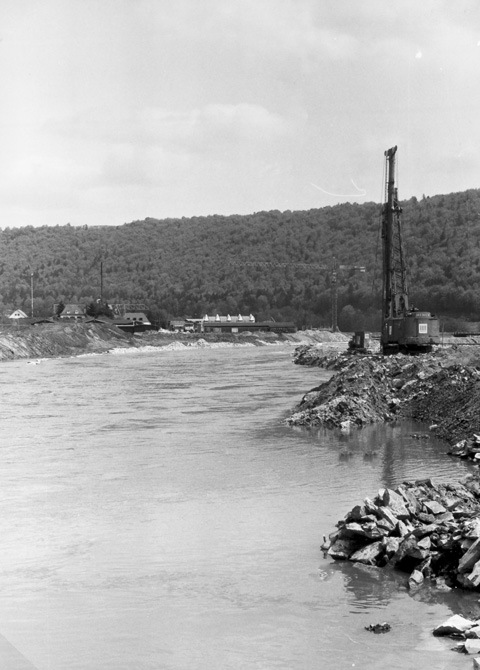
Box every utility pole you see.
[331,257,338,332]
[30,272,34,318]
[100,261,103,303]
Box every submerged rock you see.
[365,622,391,634]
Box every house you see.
[8,309,28,320]
[59,304,87,320]
[195,314,297,334]
[123,311,151,325]
[200,314,255,333]
[171,314,298,334]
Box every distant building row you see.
[6,306,297,335]
[169,314,296,334]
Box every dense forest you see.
[2,188,480,330]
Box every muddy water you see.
[0,345,475,669]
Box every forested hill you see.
[2,188,480,330]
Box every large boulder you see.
[433,614,475,636]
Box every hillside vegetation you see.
[3,188,480,329]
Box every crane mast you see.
[381,146,440,354]
[382,146,409,319]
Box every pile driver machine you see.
[381,146,440,354]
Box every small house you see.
[8,309,28,320]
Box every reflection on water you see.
[0,346,474,670]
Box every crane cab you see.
[382,310,440,354]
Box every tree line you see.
[1,188,480,330]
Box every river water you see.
[0,345,476,669]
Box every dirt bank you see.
[0,323,346,361]
[288,345,480,446]
[0,321,134,361]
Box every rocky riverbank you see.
[288,345,480,446]
[327,474,480,592]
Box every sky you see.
[1,0,480,228]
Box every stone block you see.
[464,519,480,539]
[363,497,379,516]
[341,522,385,541]
[391,535,418,565]
[459,538,480,574]
[377,520,395,535]
[417,536,431,552]
[461,561,480,589]
[397,485,418,511]
[408,569,424,589]
[443,496,463,511]
[350,541,384,566]
[465,639,480,655]
[378,488,410,519]
[377,506,398,528]
[466,625,480,639]
[462,538,476,551]
[397,520,411,537]
[433,614,474,636]
[424,500,447,515]
[412,524,437,538]
[346,504,367,521]
[328,537,361,560]
[382,536,400,556]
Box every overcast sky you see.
[1,0,479,227]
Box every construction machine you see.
[381,146,440,354]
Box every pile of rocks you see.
[288,349,480,446]
[288,353,444,429]
[292,345,347,368]
[327,475,480,591]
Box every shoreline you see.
[0,322,350,362]
[289,344,480,447]
[290,343,480,607]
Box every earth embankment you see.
[288,345,480,446]
[0,323,343,361]
[0,321,133,360]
